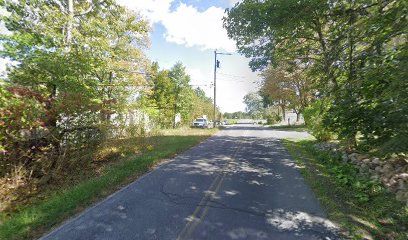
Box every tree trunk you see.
[281,105,286,122]
[314,19,338,91]
[66,0,74,46]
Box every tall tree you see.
[243,92,264,119]
[168,62,193,127]
[224,0,407,151]
[0,0,149,176]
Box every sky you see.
[117,0,261,112]
[0,0,260,112]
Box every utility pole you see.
[213,50,217,128]
[213,50,232,127]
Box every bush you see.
[266,114,281,125]
[303,100,335,141]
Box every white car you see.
[192,118,209,128]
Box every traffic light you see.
[216,60,220,68]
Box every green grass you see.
[283,139,408,239]
[269,124,308,132]
[0,130,216,240]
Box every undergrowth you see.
[283,139,408,240]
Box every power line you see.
[217,72,254,79]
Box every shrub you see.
[303,100,335,141]
[266,114,281,125]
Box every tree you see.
[148,63,175,128]
[261,63,311,122]
[224,0,407,152]
[145,62,218,128]
[168,62,193,127]
[260,66,290,121]
[223,111,251,119]
[243,92,264,119]
[190,87,217,121]
[0,0,149,178]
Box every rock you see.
[393,158,408,168]
[389,178,397,187]
[360,163,368,170]
[372,157,380,165]
[395,191,407,202]
[397,173,408,181]
[356,154,367,161]
[381,176,389,183]
[331,149,407,203]
[383,164,394,174]
[385,172,395,179]
[349,153,357,162]
[342,153,349,163]
[397,179,406,190]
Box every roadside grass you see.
[269,124,308,132]
[0,128,217,240]
[224,119,238,125]
[283,139,408,240]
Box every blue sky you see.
[0,1,259,112]
[118,0,260,112]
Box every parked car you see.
[192,118,209,128]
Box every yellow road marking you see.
[177,131,248,240]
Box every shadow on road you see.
[41,126,338,240]
[157,133,340,239]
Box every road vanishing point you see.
[41,125,340,240]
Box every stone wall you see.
[314,143,408,205]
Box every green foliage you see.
[168,62,195,124]
[259,63,312,121]
[190,87,216,122]
[0,83,48,176]
[0,1,218,238]
[265,113,281,125]
[0,0,150,212]
[284,140,408,239]
[303,99,334,141]
[223,111,251,119]
[144,62,218,128]
[0,133,213,240]
[224,0,407,153]
[243,92,264,119]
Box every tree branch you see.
[74,0,94,17]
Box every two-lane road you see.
[41,125,340,240]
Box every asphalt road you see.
[41,125,340,240]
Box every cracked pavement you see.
[41,125,340,240]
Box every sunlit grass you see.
[269,124,308,132]
[283,140,408,239]
[0,129,217,240]
[160,126,218,136]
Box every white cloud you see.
[117,0,236,52]
[186,67,214,95]
[187,67,208,84]
[228,0,241,6]
[117,0,172,24]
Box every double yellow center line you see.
[176,134,246,240]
